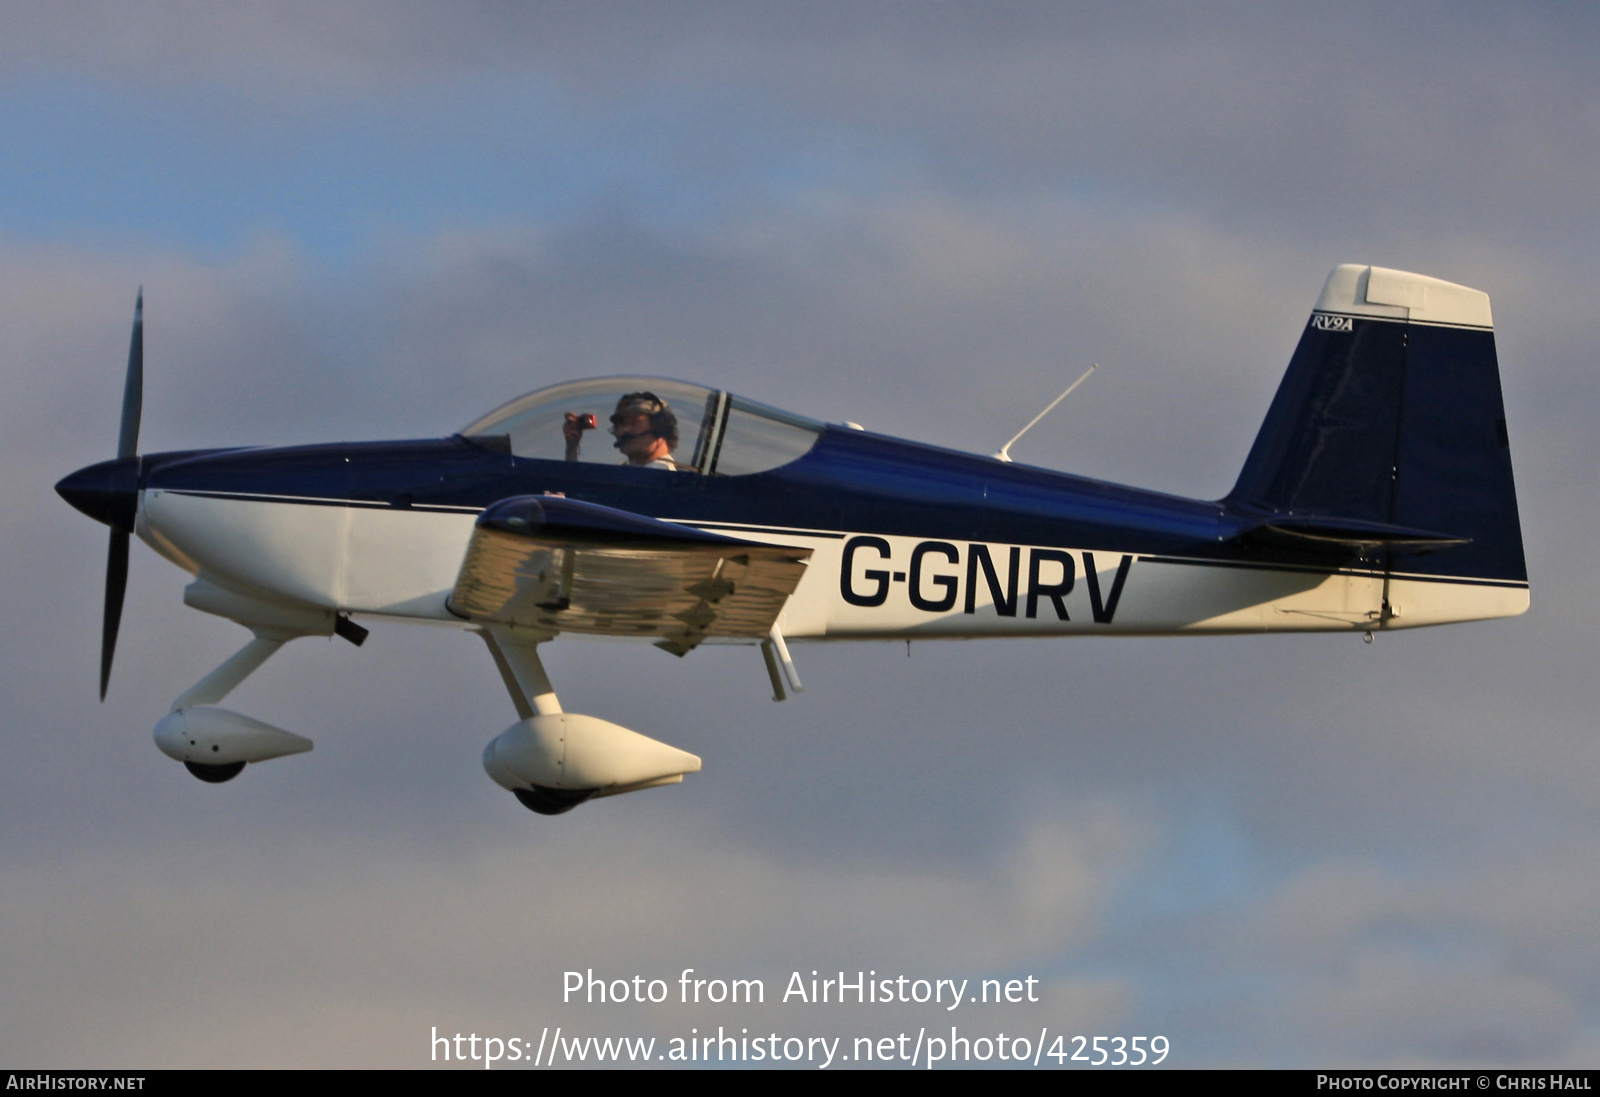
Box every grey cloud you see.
[6,4,1597,255]
[1286,949,1579,1063]
[0,808,1141,1065]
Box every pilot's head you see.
[609,391,678,463]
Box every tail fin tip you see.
[1314,263,1493,329]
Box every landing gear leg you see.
[170,634,286,712]
[479,629,560,717]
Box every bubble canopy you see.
[461,377,824,476]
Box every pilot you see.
[564,391,680,470]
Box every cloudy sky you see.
[4,2,1598,1068]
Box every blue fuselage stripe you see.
[139,428,1518,583]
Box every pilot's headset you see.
[611,392,678,450]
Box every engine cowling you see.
[483,714,701,809]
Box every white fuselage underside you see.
[138,489,1529,641]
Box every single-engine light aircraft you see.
[57,265,1527,815]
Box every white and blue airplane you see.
[57,264,1527,815]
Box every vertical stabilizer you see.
[1228,265,1526,584]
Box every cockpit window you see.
[462,377,822,475]
[706,397,823,476]
[462,379,715,469]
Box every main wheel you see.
[513,786,595,815]
[184,761,246,784]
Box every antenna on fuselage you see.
[993,363,1098,463]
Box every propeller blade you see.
[117,289,142,461]
[100,528,129,701]
[101,290,142,698]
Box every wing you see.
[448,495,812,656]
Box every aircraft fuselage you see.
[71,425,1525,644]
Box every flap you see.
[449,496,812,655]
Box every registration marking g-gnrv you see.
[839,536,1133,624]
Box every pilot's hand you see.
[563,412,584,460]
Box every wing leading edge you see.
[449,495,812,655]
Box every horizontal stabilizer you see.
[450,496,811,653]
[1238,514,1471,554]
